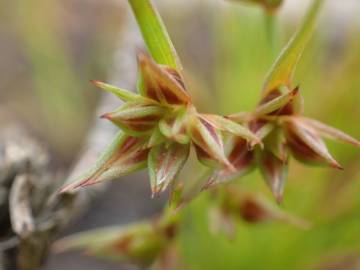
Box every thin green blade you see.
[128,0,182,70]
[262,0,324,97]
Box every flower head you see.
[251,86,359,202]
[203,0,360,203]
[60,53,259,196]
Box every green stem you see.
[264,11,276,56]
[128,0,182,70]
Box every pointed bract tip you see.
[58,177,96,194]
[331,161,344,170]
[78,178,98,188]
[90,80,103,87]
[58,182,80,194]
[291,86,300,96]
[100,113,112,120]
[137,50,151,65]
[58,185,71,194]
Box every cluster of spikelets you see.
[60,52,260,196]
[60,50,360,203]
[60,0,360,205]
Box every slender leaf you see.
[91,80,151,103]
[262,0,324,96]
[128,0,182,69]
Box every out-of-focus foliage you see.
[0,0,124,161]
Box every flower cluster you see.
[205,85,360,202]
[60,0,360,205]
[60,53,259,196]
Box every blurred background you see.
[1,0,360,269]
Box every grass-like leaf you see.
[91,80,151,103]
[262,0,324,97]
[128,0,182,70]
